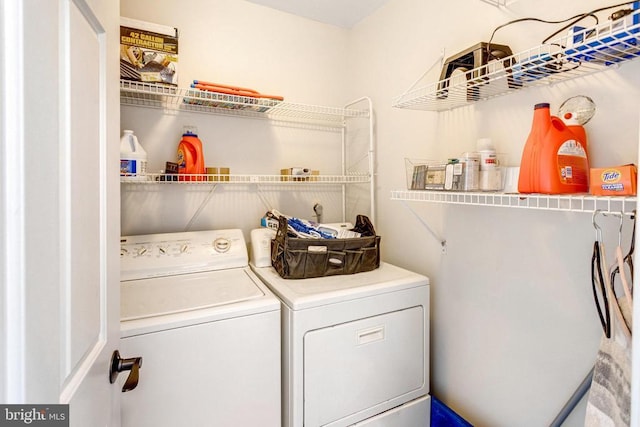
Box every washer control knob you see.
[213,237,230,253]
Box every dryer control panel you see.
[120,229,248,281]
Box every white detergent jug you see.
[120,130,147,180]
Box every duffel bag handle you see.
[353,215,376,237]
[275,215,288,243]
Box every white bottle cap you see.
[477,137,494,151]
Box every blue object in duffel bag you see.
[287,217,335,239]
[431,397,473,427]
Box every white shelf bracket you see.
[255,185,275,212]
[400,200,447,253]
[478,0,514,7]
[393,49,446,107]
[184,184,218,231]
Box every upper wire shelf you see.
[391,190,637,215]
[393,11,640,111]
[120,80,369,127]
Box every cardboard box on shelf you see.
[280,168,319,182]
[120,17,178,85]
[590,164,637,196]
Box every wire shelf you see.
[391,190,637,215]
[393,11,640,111]
[121,173,371,185]
[120,80,369,126]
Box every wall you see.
[351,0,639,426]
[120,0,639,426]
[120,0,362,236]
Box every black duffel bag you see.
[270,215,381,279]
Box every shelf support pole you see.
[400,200,446,252]
[344,96,375,224]
[548,367,594,427]
[183,184,217,231]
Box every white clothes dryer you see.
[120,229,280,427]
[251,261,430,427]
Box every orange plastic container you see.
[518,103,590,194]
[177,132,205,181]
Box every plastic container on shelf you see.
[476,138,498,171]
[461,152,480,191]
[177,131,205,181]
[518,103,590,194]
[120,129,147,180]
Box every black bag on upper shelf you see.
[270,215,381,279]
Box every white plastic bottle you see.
[120,130,147,180]
[476,137,497,170]
[477,137,501,191]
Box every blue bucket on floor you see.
[431,396,473,427]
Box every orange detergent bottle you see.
[177,132,205,181]
[518,103,590,194]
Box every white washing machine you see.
[251,261,430,427]
[119,229,280,427]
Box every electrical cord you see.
[486,1,637,60]
[541,14,598,45]
[611,7,637,20]
[485,14,596,79]
[486,15,597,60]
[542,1,636,44]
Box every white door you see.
[1,0,122,425]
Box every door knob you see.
[109,350,143,392]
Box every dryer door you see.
[304,306,426,426]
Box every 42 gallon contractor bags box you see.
[120,17,178,85]
[271,215,381,279]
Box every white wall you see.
[120,0,361,236]
[352,0,639,426]
[121,0,639,426]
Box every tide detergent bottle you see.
[177,131,205,181]
[518,103,590,194]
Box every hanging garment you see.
[585,243,632,427]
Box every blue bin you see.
[431,396,473,427]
